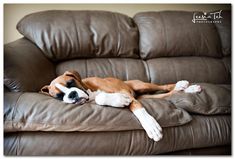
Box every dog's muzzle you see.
[55,83,89,104]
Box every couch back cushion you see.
[214,10,231,56]
[55,56,230,85]
[147,57,230,84]
[17,10,139,61]
[133,11,222,59]
[56,58,149,82]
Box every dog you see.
[41,70,201,142]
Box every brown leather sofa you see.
[4,10,231,155]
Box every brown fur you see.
[41,70,176,112]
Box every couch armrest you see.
[223,56,231,73]
[4,38,56,92]
[4,92,23,125]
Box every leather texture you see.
[56,56,231,84]
[17,10,139,61]
[4,92,191,132]
[4,9,231,155]
[223,56,231,74]
[4,38,56,92]
[214,10,231,56]
[167,83,231,115]
[4,83,231,132]
[134,11,222,59]
[163,145,231,155]
[4,115,231,155]
[147,57,230,84]
[56,58,149,82]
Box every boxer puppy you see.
[41,70,201,142]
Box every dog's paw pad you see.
[174,80,189,91]
[184,85,202,93]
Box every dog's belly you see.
[82,77,135,96]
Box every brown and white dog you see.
[41,70,201,142]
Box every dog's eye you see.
[55,92,64,100]
[66,79,77,88]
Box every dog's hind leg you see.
[137,81,202,99]
[137,91,176,99]
[125,80,193,95]
[125,80,176,94]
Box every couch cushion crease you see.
[4,92,192,132]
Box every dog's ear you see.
[64,70,82,81]
[64,70,88,90]
[40,85,50,96]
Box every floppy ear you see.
[64,70,82,81]
[64,70,88,90]
[40,85,50,96]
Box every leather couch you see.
[4,10,231,155]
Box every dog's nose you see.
[68,91,78,99]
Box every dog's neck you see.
[86,89,102,102]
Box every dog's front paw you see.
[95,92,132,107]
[174,80,189,91]
[184,85,202,93]
[133,108,163,142]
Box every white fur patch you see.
[86,89,101,102]
[174,80,189,91]
[55,83,88,104]
[95,92,132,107]
[133,108,162,142]
[184,85,202,93]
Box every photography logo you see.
[192,10,223,24]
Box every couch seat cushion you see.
[167,83,231,115]
[4,115,231,155]
[4,92,191,132]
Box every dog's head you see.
[41,70,89,104]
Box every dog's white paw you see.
[184,85,202,93]
[133,108,163,142]
[174,80,189,91]
[95,92,132,107]
[110,93,132,107]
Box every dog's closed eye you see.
[66,79,77,88]
[55,92,65,100]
